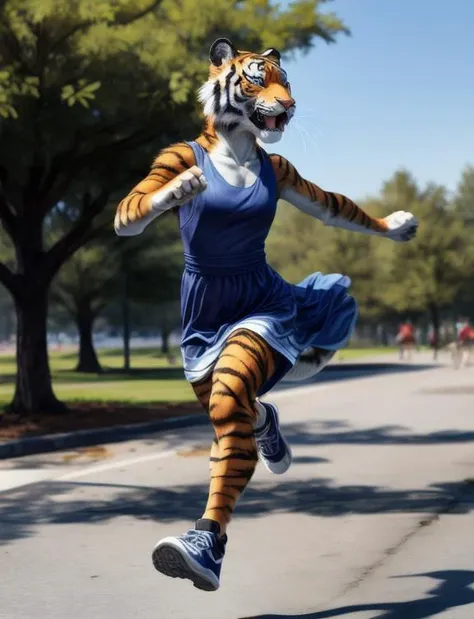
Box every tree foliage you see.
[0,0,349,412]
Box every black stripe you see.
[305,180,316,201]
[222,445,256,456]
[225,483,247,491]
[207,505,232,514]
[227,122,239,131]
[213,81,221,114]
[363,213,372,229]
[151,163,180,175]
[223,340,266,382]
[212,378,247,410]
[148,172,170,182]
[215,452,258,462]
[219,354,258,391]
[229,467,255,479]
[236,329,268,358]
[136,194,145,215]
[211,410,252,427]
[219,430,254,440]
[348,202,359,221]
[162,149,190,169]
[211,491,235,500]
[213,367,253,406]
[212,470,253,481]
[232,330,270,378]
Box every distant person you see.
[456,319,474,367]
[396,320,416,360]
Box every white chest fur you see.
[208,130,261,188]
[208,151,261,188]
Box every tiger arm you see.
[114,142,198,236]
[269,154,388,236]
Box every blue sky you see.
[276,0,474,201]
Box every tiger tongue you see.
[264,115,277,129]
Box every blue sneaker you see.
[152,519,226,592]
[254,401,292,475]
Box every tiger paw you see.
[152,166,208,212]
[383,211,418,242]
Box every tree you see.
[453,165,474,225]
[50,234,118,373]
[0,0,349,413]
[382,175,473,348]
[452,165,474,320]
[50,208,183,372]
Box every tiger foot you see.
[152,519,226,592]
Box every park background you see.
[0,0,473,434]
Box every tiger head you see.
[198,38,295,145]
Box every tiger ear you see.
[261,48,281,65]
[209,38,238,67]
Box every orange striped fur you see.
[193,329,276,535]
[114,142,196,231]
[269,154,388,233]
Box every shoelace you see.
[256,415,280,454]
[182,530,216,551]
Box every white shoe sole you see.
[152,537,220,592]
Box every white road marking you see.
[56,449,178,481]
[1,377,362,491]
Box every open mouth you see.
[250,109,289,132]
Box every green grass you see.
[0,347,193,406]
[0,345,397,406]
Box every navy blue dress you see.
[179,141,357,395]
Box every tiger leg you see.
[201,329,276,536]
[192,376,219,472]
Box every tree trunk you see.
[121,271,131,371]
[429,302,440,360]
[8,291,66,414]
[161,328,171,354]
[75,310,102,373]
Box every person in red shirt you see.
[452,318,474,368]
[396,320,416,360]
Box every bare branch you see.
[42,191,110,281]
[38,128,151,215]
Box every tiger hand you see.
[383,211,418,242]
[151,166,208,211]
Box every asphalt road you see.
[1,353,474,619]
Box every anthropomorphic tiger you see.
[114,38,418,592]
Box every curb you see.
[0,360,431,460]
[0,413,208,460]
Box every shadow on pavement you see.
[273,362,436,392]
[242,570,474,618]
[1,476,474,545]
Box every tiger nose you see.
[276,97,295,110]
